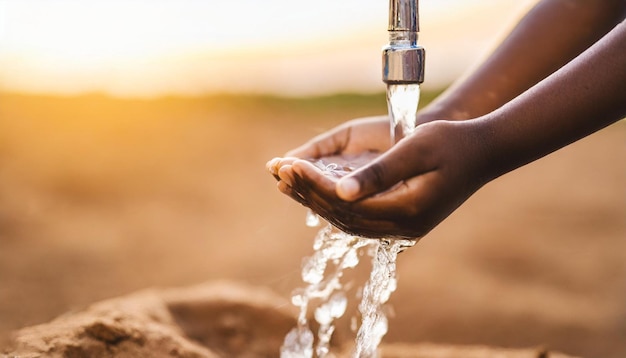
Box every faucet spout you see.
[389,0,419,34]
[383,0,425,84]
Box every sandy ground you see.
[4,281,578,357]
[0,93,624,357]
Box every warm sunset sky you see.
[0,0,537,97]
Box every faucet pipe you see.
[388,0,419,33]
[383,0,425,84]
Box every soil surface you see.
[4,281,578,358]
[0,93,624,357]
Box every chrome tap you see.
[382,0,425,85]
[383,0,425,144]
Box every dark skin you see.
[267,0,626,239]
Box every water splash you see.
[306,209,321,228]
[280,224,370,358]
[315,291,348,357]
[281,326,314,358]
[280,161,416,357]
[281,130,418,357]
[281,222,415,358]
[354,239,414,358]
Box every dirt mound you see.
[3,282,578,358]
[378,343,576,358]
[5,282,296,358]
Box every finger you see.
[290,161,381,230]
[291,160,339,197]
[267,156,300,175]
[291,158,411,219]
[266,157,280,175]
[340,116,392,154]
[333,218,416,239]
[290,168,420,239]
[278,165,296,187]
[285,126,351,159]
[336,136,435,201]
[301,174,439,239]
[351,171,441,219]
[277,180,308,206]
[289,160,347,218]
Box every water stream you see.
[387,83,420,144]
[281,216,415,358]
[281,84,420,357]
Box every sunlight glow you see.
[0,0,536,97]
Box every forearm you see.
[420,0,626,123]
[479,20,626,181]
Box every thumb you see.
[336,139,431,201]
[284,126,350,159]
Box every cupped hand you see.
[268,118,492,239]
[266,115,391,193]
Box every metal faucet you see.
[382,0,425,85]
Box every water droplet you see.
[329,292,347,319]
[291,289,306,307]
[314,303,332,326]
[350,316,358,332]
[305,209,320,227]
[301,255,326,284]
[342,248,360,268]
[281,326,314,358]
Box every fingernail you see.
[266,158,279,174]
[337,177,360,200]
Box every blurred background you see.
[0,0,536,97]
[0,1,624,357]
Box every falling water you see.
[281,83,420,357]
[387,83,420,144]
[281,217,415,358]
[280,222,368,358]
[280,160,416,358]
[353,239,414,357]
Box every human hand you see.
[268,119,491,239]
[266,115,390,185]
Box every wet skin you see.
[268,0,626,239]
